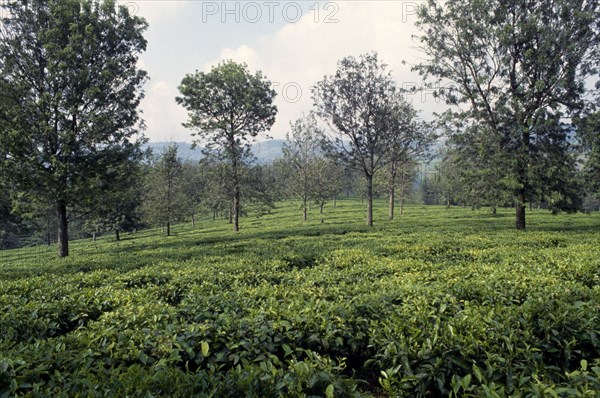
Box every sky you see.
[127,0,446,142]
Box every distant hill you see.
[144,142,203,162]
[145,139,286,164]
[250,139,286,163]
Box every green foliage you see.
[414,0,599,229]
[142,145,187,235]
[313,52,400,226]
[576,108,600,201]
[0,0,148,256]
[176,60,278,232]
[1,201,599,396]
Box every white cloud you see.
[141,80,189,142]
[204,45,264,71]
[139,1,441,142]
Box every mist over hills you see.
[145,139,444,174]
[145,139,286,164]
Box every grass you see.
[1,200,599,397]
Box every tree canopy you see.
[176,60,277,231]
[0,0,148,256]
[313,52,398,226]
[413,0,599,229]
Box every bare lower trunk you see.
[389,187,395,220]
[233,187,240,232]
[192,214,195,227]
[491,205,497,216]
[92,232,96,242]
[366,175,373,227]
[516,191,526,230]
[516,129,529,230]
[115,229,120,241]
[56,201,68,257]
[303,198,307,222]
[166,221,171,237]
[399,192,404,215]
[320,201,324,214]
[47,210,51,245]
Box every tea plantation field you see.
[1,201,599,397]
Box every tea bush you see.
[1,201,599,396]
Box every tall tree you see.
[414,0,599,229]
[312,157,343,221]
[142,145,186,237]
[176,60,277,232]
[281,114,325,221]
[0,0,148,256]
[313,53,397,226]
[385,95,433,220]
[180,161,204,227]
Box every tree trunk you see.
[399,191,404,215]
[233,187,240,232]
[320,201,324,214]
[213,210,217,221]
[115,229,120,241]
[303,197,307,222]
[388,187,395,220]
[491,205,497,216]
[366,175,373,227]
[516,128,529,230]
[166,221,171,237]
[56,201,68,257]
[92,232,96,242]
[192,214,195,227]
[47,209,52,245]
[516,191,526,230]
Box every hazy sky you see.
[129,0,444,142]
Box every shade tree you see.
[0,0,148,256]
[414,0,599,229]
[177,61,277,231]
[313,52,398,226]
